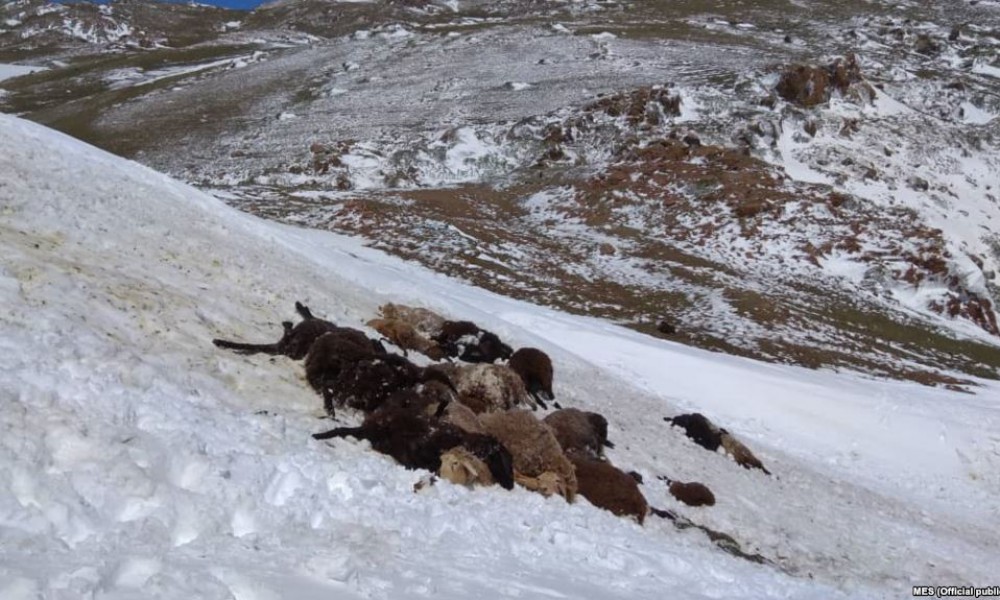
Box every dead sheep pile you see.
[214,301,773,563]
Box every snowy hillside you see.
[2,115,999,599]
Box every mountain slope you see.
[3,0,999,386]
[2,115,1000,598]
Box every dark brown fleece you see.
[569,452,648,524]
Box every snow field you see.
[2,114,999,598]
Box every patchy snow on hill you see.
[2,115,999,599]
[0,63,45,82]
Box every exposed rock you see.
[914,34,941,56]
[776,65,831,107]
[776,54,870,108]
[657,320,677,335]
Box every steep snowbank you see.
[2,114,998,599]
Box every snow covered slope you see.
[2,114,999,599]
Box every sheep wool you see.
[479,410,577,502]
[668,481,716,507]
[378,302,447,336]
[439,447,496,488]
[438,363,535,414]
[569,453,649,524]
[720,432,771,475]
[543,408,610,459]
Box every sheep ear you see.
[603,440,615,449]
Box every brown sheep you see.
[668,480,716,507]
[439,447,496,488]
[508,348,555,408]
[378,303,447,336]
[214,301,363,360]
[569,452,648,524]
[434,398,485,435]
[366,317,446,360]
[432,363,536,414]
[433,320,513,364]
[478,410,577,502]
[720,431,771,475]
[513,471,568,498]
[543,408,613,459]
[313,406,514,490]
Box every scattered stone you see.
[775,64,830,107]
[586,86,681,125]
[657,320,677,335]
[776,54,869,108]
[914,34,941,56]
[907,176,930,191]
[682,133,701,147]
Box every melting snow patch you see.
[0,63,46,82]
[960,101,996,124]
[972,61,1000,79]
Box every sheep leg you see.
[212,339,282,355]
[313,426,365,440]
[295,301,316,320]
[528,390,548,410]
[649,506,678,521]
[321,387,337,419]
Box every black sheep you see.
[666,413,722,451]
[433,320,513,364]
[213,301,370,360]
[326,356,455,415]
[313,405,514,489]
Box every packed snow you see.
[2,114,1000,599]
